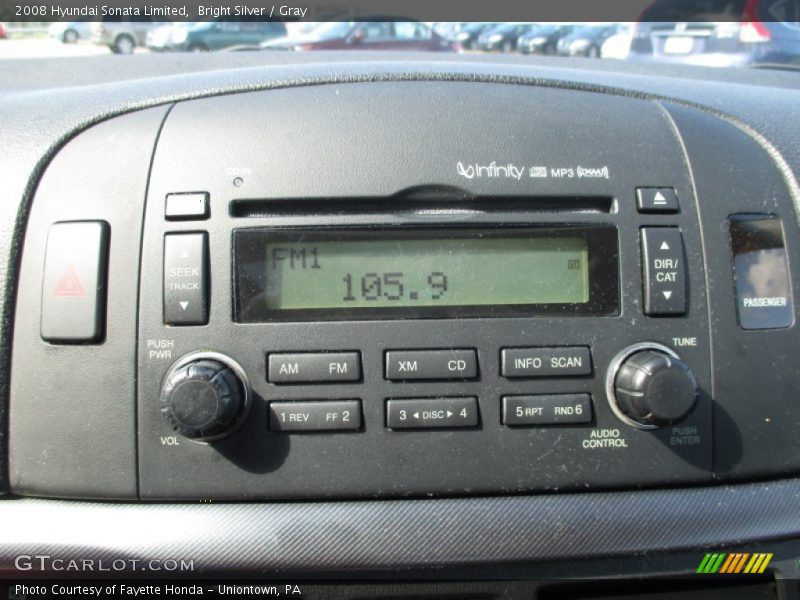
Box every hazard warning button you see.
[41,221,109,343]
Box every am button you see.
[267,352,362,384]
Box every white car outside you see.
[601,26,633,59]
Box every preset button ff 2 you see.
[269,400,362,432]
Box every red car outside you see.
[261,21,460,52]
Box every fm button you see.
[268,352,361,384]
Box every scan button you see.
[501,347,592,378]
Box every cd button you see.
[501,347,592,378]
[385,349,478,381]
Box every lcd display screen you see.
[234,227,619,321]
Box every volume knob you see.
[609,346,698,428]
[161,355,248,441]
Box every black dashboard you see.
[2,52,800,591]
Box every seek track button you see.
[163,232,208,325]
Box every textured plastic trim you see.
[2,477,800,574]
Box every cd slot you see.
[229,196,614,218]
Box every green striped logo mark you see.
[697,552,773,574]
[697,553,727,573]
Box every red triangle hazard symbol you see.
[53,266,85,298]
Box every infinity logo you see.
[456,161,525,181]
[456,162,475,179]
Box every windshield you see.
[571,26,606,36]
[3,9,800,71]
[307,21,354,39]
[492,24,521,34]
[463,23,488,32]
[640,0,746,20]
[530,26,559,35]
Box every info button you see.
[501,347,592,378]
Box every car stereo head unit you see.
[9,82,799,502]
[131,84,721,500]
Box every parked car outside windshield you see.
[48,20,93,43]
[91,19,160,54]
[517,24,575,55]
[476,23,536,52]
[147,21,286,52]
[261,20,458,52]
[628,0,800,66]
[557,24,623,57]
[451,22,493,50]
[1,15,798,65]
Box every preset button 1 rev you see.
[268,352,362,383]
[269,400,362,432]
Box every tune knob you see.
[608,345,698,428]
[161,354,249,441]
